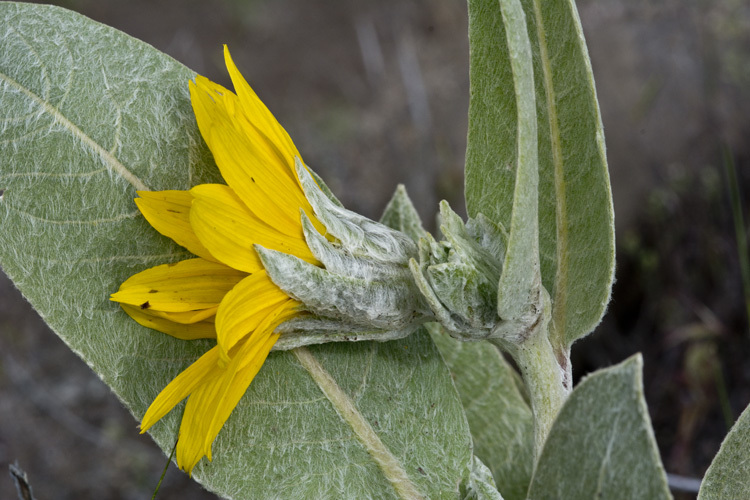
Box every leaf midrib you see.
[294,346,426,500]
[0,69,150,192]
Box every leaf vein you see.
[0,69,150,192]
[9,205,140,225]
[294,346,426,500]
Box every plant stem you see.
[493,314,571,460]
[518,333,569,458]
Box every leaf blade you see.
[493,0,541,322]
[431,329,534,500]
[698,402,750,500]
[527,355,672,500]
[524,0,615,347]
[0,4,472,498]
[465,0,615,345]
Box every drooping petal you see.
[148,306,219,324]
[223,45,301,170]
[134,191,217,262]
[177,307,284,472]
[120,304,216,340]
[189,77,312,226]
[140,345,222,434]
[111,258,247,312]
[189,184,317,274]
[214,271,298,360]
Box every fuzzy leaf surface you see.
[0,4,472,498]
[464,0,615,345]
[527,355,671,500]
[431,329,533,500]
[698,401,750,500]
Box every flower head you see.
[112,46,432,474]
[111,46,324,473]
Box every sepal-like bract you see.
[379,184,429,244]
[408,200,547,344]
[297,160,417,264]
[409,202,511,339]
[262,165,432,348]
[257,245,427,331]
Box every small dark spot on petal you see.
[140,301,150,309]
[251,177,255,183]
[148,289,158,294]
[166,209,181,213]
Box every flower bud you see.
[408,200,547,344]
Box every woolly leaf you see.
[460,456,506,500]
[698,401,750,500]
[464,0,615,346]
[527,355,671,500]
[0,4,472,498]
[431,329,533,500]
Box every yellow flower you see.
[110,46,324,473]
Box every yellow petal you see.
[111,258,246,312]
[135,191,217,262]
[120,304,216,340]
[140,345,222,433]
[149,306,219,324]
[189,184,317,273]
[215,271,297,360]
[177,320,281,473]
[224,45,301,168]
[189,78,310,227]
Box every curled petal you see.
[215,271,299,360]
[135,191,217,262]
[111,258,246,312]
[120,304,216,340]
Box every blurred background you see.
[1,0,750,498]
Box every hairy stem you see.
[492,303,571,460]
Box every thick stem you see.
[491,293,571,461]
[511,331,570,459]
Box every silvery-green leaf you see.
[698,402,750,500]
[465,213,508,264]
[493,0,541,324]
[465,0,615,346]
[439,201,502,284]
[410,257,463,334]
[522,0,615,348]
[431,327,533,500]
[460,456,505,500]
[427,262,496,329]
[380,184,428,244]
[0,4,472,498]
[527,355,671,500]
